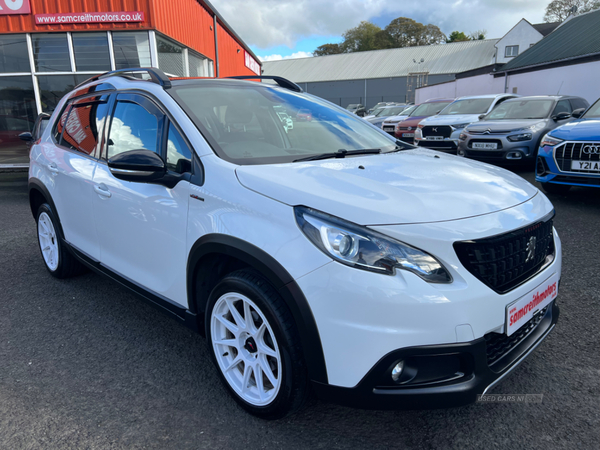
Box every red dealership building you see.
[0,0,261,164]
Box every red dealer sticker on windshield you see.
[0,0,31,15]
[35,11,144,25]
[506,272,558,336]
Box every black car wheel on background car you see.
[206,269,309,419]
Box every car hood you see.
[548,118,600,140]
[466,119,547,133]
[382,114,409,124]
[397,115,429,127]
[420,114,481,126]
[235,149,538,225]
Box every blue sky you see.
[210,0,551,61]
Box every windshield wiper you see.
[293,148,381,162]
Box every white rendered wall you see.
[416,60,600,104]
[495,19,543,64]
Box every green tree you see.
[340,21,384,52]
[385,18,446,47]
[469,29,487,40]
[446,31,470,43]
[544,0,600,22]
[313,43,344,56]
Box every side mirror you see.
[553,111,571,121]
[478,114,486,120]
[571,108,586,119]
[18,132,34,142]
[108,149,166,184]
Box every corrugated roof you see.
[501,10,600,72]
[532,22,560,36]
[262,39,498,83]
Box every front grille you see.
[382,125,395,134]
[418,140,457,150]
[554,141,600,172]
[468,139,503,149]
[454,215,555,294]
[422,125,452,138]
[485,305,549,367]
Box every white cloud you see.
[259,51,313,62]
[210,0,550,50]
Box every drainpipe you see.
[214,15,219,78]
[364,79,367,106]
[504,72,508,93]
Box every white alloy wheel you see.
[211,292,282,406]
[38,212,59,271]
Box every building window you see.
[505,45,519,58]
[0,35,30,73]
[188,51,208,77]
[32,33,71,72]
[37,75,91,113]
[157,36,185,77]
[0,76,37,165]
[72,33,111,72]
[112,32,152,70]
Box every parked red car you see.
[394,99,454,144]
[296,109,313,121]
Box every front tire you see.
[541,182,571,194]
[206,269,308,419]
[36,203,86,278]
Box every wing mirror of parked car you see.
[108,149,167,183]
[478,114,486,120]
[552,111,571,121]
[108,149,190,189]
[571,108,586,119]
[18,132,34,142]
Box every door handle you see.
[47,163,58,174]
[94,184,112,198]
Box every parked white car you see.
[28,69,560,419]
[415,94,518,152]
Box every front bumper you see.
[459,134,539,163]
[536,145,600,188]
[313,301,558,410]
[415,128,462,152]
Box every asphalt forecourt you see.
[0,170,598,449]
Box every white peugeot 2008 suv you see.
[28,68,561,419]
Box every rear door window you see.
[60,95,110,157]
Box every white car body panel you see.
[297,192,559,387]
[236,149,538,225]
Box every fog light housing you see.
[391,361,405,382]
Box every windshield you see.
[582,99,600,118]
[410,101,452,117]
[169,83,400,165]
[485,99,554,120]
[399,105,417,116]
[440,98,494,115]
[371,107,387,117]
[378,106,406,117]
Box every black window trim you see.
[52,93,112,161]
[102,89,202,185]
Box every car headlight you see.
[452,123,471,129]
[459,133,468,140]
[295,206,452,283]
[507,133,533,142]
[540,134,563,147]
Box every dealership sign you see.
[35,11,145,25]
[0,0,31,15]
[244,51,260,75]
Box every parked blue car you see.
[536,98,600,193]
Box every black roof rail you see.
[226,76,303,93]
[74,68,172,89]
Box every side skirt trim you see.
[65,240,199,333]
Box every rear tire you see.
[205,269,308,419]
[36,203,86,278]
[541,182,571,194]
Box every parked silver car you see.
[457,95,589,164]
